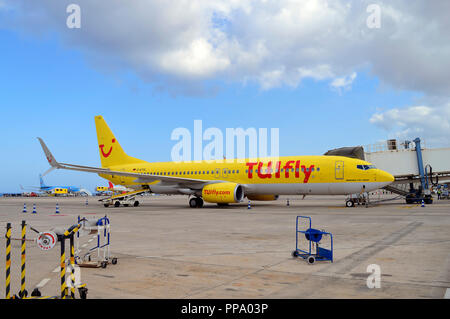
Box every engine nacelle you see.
[202,182,244,204]
[246,195,279,201]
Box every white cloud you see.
[2,0,449,96]
[159,38,230,78]
[370,103,450,146]
[330,72,357,93]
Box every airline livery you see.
[38,116,394,208]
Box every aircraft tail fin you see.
[94,115,145,168]
[39,174,46,188]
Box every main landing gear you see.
[189,197,204,208]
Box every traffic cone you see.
[248,200,251,209]
[55,203,60,214]
[32,204,36,214]
[22,203,27,213]
[421,200,425,207]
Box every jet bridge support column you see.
[406,137,433,204]
[413,138,428,193]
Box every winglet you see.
[37,137,60,168]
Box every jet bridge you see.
[364,138,450,204]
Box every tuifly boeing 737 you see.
[38,116,394,208]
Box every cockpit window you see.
[357,164,377,170]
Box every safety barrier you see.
[3,220,88,299]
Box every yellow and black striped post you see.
[59,236,67,299]
[5,223,12,299]
[57,221,84,299]
[69,233,76,299]
[19,221,27,298]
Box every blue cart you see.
[292,216,333,264]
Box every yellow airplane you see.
[38,115,394,208]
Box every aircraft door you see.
[222,168,228,178]
[335,161,344,180]
[213,168,221,178]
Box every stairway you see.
[383,184,410,197]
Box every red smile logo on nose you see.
[99,139,115,158]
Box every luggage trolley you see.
[75,215,117,268]
[291,216,333,264]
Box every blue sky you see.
[0,1,446,193]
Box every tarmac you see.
[0,194,449,299]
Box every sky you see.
[0,0,448,193]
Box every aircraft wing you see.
[37,138,218,189]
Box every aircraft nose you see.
[378,170,395,184]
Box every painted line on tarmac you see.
[445,288,450,299]
[36,278,51,289]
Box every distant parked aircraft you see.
[21,174,92,196]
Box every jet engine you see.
[202,182,244,204]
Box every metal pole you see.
[5,223,11,299]
[20,221,26,298]
[60,236,67,299]
[413,138,428,191]
[70,234,76,299]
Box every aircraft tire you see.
[195,197,204,208]
[114,201,121,207]
[189,198,198,208]
[134,201,140,207]
[345,200,354,207]
[104,204,110,208]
